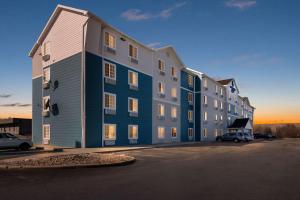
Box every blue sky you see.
[0,0,299,123]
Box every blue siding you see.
[103,58,153,146]
[32,77,43,144]
[195,76,201,141]
[43,53,82,147]
[85,52,103,147]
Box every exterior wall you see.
[32,47,43,78]
[152,49,183,144]
[103,58,153,146]
[194,76,201,141]
[225,80,240,126]
[180,70,195,142]
[201,75,227,141]
[32,77,43,144]
[42,53,82,147]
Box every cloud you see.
[225,0,256,10]
[121,2,187,21]
[232,53,283,66]
[147,42,162,48]
[0,94,12,98]
[0,103,32,107]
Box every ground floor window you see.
[43,124,50,140]
[203,128,208,138]
[171,127,177,138]
[215,129,218,137]
[188,128,193,137]
[128,125,138,139]
[104,124,116,140]
[158,126,165,139]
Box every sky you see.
[0,0,299,124]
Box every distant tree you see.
[264,127,273,134]
[276,124,300,138]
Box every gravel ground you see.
[0,153,135,169]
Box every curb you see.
[0,157,136,170]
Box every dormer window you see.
[104,32,116,49]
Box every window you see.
[171,106,177,118]
[158,82,165,94]
[188,75,193,87]
[43,67,50,83]
[158,60,165,71]
[43,96,50,112]
[220,88,223,96]
[104,62,116,80]
[214,99,218,108]
[188,128,193,137]
[171,87,177,98]
[128,98,138,113]
[203,78,208,88]
[129,44,138,59]
[188,92,193,104]
[128,71,138,87]
[204,112,208,121]
[43,124,50,140]
[220,115,223,121]
[215,129,218,137]
[215,85,218,93]
[188,110,193,121]
[104,32,116,49]
[228,104,231,112]
[104,93,116,110]
[128,125,138,139]
[203,128,207,138]
[104,124,116,140]
[43,41,51,56]
[234,106,237,114]
[215,114,218,121]
[158,127,165,139]
[157,104,165,117]
[203,95,208,105]
[171,67,177,77]
[171,127,177,138]
[220,102,223,110]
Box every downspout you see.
[81,17,90,148]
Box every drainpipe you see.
[81,18,90,148]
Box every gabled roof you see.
[228,118,250,129]
[29,4,185,68]
[155,46,185,67]
[217,78,233,85]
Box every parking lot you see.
[0,139,299,200]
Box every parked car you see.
[243,133,254,142]
[216,133,245,143]
[0,133,32,150]
[254,133,274,139]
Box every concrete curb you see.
[0,157,136,170]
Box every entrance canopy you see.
[228,118,253,134]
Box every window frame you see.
[188,92,193,104]
[188,128,193,137]
[188,110,193,121]
[171,67,177,77]
[128,125,138,140]
[158,59,165,71]
[171,127,177,138]
[128,43,138,60]
[203,95,208,105]
[203,128,208,138]
[171,106,177,119]
[128,70,138,87]
[43,96,50,112]
[42,67,50,83]
[43,124,50,140]
[104,124,117,140]
[204,111,208,121]
[104,92,116,110]
[104,31,116,49]
[158,81,165,94]
[157,103,165,117]
[128,97,138,113]
[171,87,177,98]
[188,74,193,87]
[103,61,116,80]
[158,126,165,139]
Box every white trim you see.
[180,86,194,92]
[188,128,193,137]
[157,103,165,117]
[104,31,116,50]
[103,92,116,110]
[157,126,165,139]
[103,61,116,80]
[42,124,50,140]
[153,98,180,106]
[188,110,193,121]
[158,59,165,71]
[171,106,177,119]
[128,125,138,140]
[32,75,43,80]
[128,43,138,60]
[171,127,177,138]
[42,96,50,112]
[42,66,51,83]
[128,97,138,113]
[103,123,116,140]
[158,81,165,94]
[128,70,138,87]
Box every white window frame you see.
[188,110,193,121]
[103,61,116,80]
[157,103,165,117]
[203,95,208,105]
[43,96,50,112]
[215,85,218,93]
[188,128,193,137]
[158,59,165,71]
[203,128,208,138]
[43,124,50,140]
[43,67,50,83]
[128,70,138,87]
[128,125,138,140]
[158,126,165,139]
[215,129,218,137]
[171,87,177,98]
[188,92,193,104]
[215,114,218,121]
[129,43,138,60]
[104,92,116,110]
[204,111,208,121]
[158,81,165,94]
[188,75,193,87]
[220,115,223,121]
[128,97,138,113]
[220,88,223,96]
[171,67,177,77]
[43,41,51,56]
[203,78,208,88]
[214,99,218,108]
[171,106,177,119]
[228,104,231,112]
[220,101,223,110]
[104,31,116,49]
[104,124,116,140]
[171,127,177,138]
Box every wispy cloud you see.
[0,94,12,98]
[0,103,31,107]
[147,42,162,48]
[231,53,283,67]
[225,0,256,10]
[121,2,187,21]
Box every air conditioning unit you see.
[104,77,116,85]
[130,57,138,64]
[43,81,50,89]
[42,110,50,117]
[105,109,116,115]
[158,93,165,98]
[42,54,50,61]
[129,112,138,117]
[104,46,116,54]
[159,70,165,76]
[157,115,165,120]
[129,85,138,91]
[172,77,178,81]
